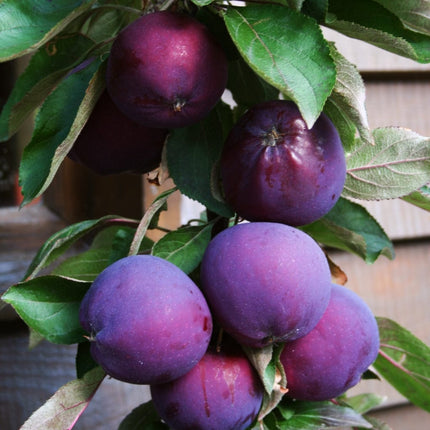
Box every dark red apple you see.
[280,284,380,401]
[69,91,167,175]
[79,255,213,385]
[200,222,332,348]
[106,11,228,128]
[220,100,346,226]
[151,339,264,430]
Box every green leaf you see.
[19,58,105,206]
[109,226,153,263]
[128,187,178,256]
[242,344,287,419]
[118,401,169,430]
[52,247,110,282]
[76,341,99,379]
[227,56,279,113]
[374,317,430,412]
[190,0,214,6]
[0,0,95,61]
[326,0,430,63]
[52,226,138,282]
[2,275,90,344]
[341,393,387,414]
[78,3,141,43]
[372,0,430,35]
[326,43,372,149]
[152,224,214,274]
[343,127,430,201]
[323,99,357,154]
[276,398,372,429]
[401,184,430,211]
[286,0,306,11]
[166,102,234,218]
[363,415,393,430]
[301,197,394,263]
[24,215,130,280]
[224,4,336,127]
[302,0,328,22]
[20,366,105,430]
[0,34,96,142]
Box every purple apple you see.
[151,339,264,430]
[106,11,228,128]
[79,255,213,384]
[200,222,332,348]
[280,284,380,401]
[220,100,346,226]
[68,91,168,175]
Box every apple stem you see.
[262,127,281,147]
[173,98,186,112]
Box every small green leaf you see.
[2,275,90,344]
[341,392,387,414]
[52,248,110,282]
[286,0,306,11]
[52,226,138,282]
[301,197,394,263]
[327,0,430,63]
[128,187,178,256]
[301,0,328,22]
[166,102,234,218]
[190,0,214,6]
[276,398,372,429]
[79,3,140,42]
[0,34,96,142]
[326,43,372,149]
[374,317,430,412]
[109,227,153,263]
[224,4,336,127]
[19,58,106,206]
[227,56,279,112]
[372,0,430,35]
[24,215,133,280]
[242,343,287,419]
[343,127,430,201]
[363,415,393,430]
[152,224,213,274]
[0,0,95,61]
[118,401,169,430]
[20,366,105,430]
[402,184,430,211]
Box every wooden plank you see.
[369,403,430,430]
[0,204,67,321]
[366,80,430,135]
[0,323,150,430]
[43,157,144,224]
[354,80,430,240]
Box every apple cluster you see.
[69,10,228,175]
[79,225,379,429]
[76,9,380,430]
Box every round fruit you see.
[151,339,264,430]
[220,100,346,226]
[106,11,228,128]
[280,284,380,401]
[79,255,213,384]
[68,91,168,175]
[200,222,332,348]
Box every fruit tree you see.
[1,0,430,429]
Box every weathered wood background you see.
[1,29,429,429]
